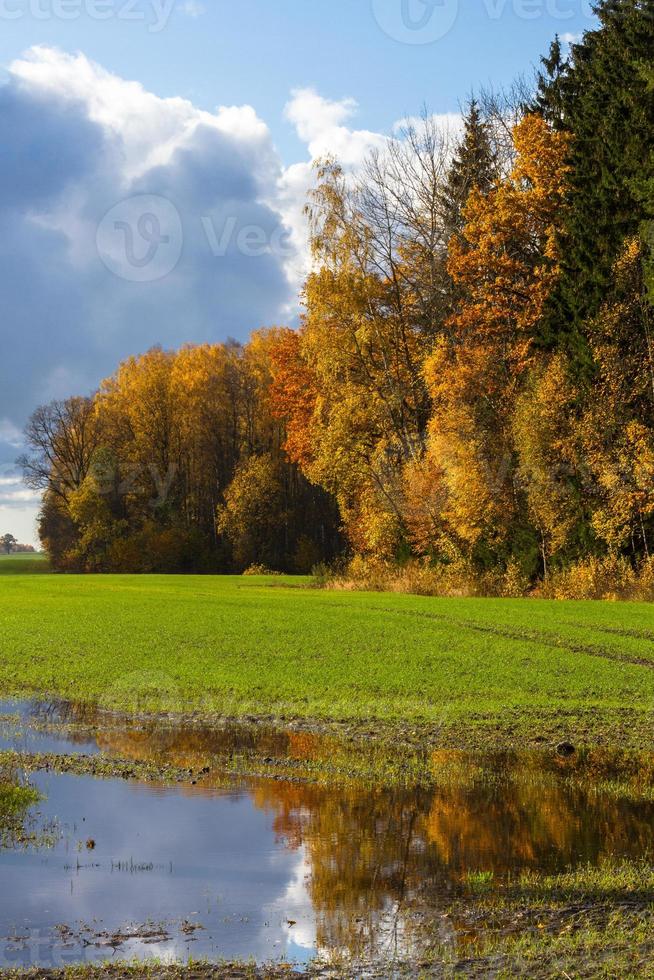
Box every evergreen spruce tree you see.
[441,99,496,239]
[533,35,569,127]
[539,0,654,354]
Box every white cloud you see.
[0,506,39,547]
[284,87,386,167]
[0,46,297,425]
[262,849,316,953]
[278,89,392,283]
[0,47,451,545]
[0,459,40,546]
[285,88,356,144]
[0,488,40,504]
[9,47,272,182]
[393,111,463,141]
[561,32,582,44]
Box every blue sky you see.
[0,1,594,162]
[0,0,596,545]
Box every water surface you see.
[1,698,653,970]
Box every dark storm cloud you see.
[0,49,296,477]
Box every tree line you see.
[1,534,36,555]
[22,0,654,582]
[20,337,341,572]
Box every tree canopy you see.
[22,0,654,584]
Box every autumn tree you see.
[21,3,654,585]
[416,115,571,568]
[18,397,102,504]
[511,354,586,575]
[24,336,341,573]
[271,117,461,555]
[217,453,287,570]
[576,239,654,557]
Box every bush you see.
[310,561,332,587]
[242,564,283,576]
[327,554,654,601]
[537,556,654,601]
[323,556,531,598]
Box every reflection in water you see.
[0,699,653,967]
[0,699,100,756]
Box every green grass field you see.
[0,553,50,575]
[1,573,653,746]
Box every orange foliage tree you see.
[413,115,572,569]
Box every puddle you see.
[1,698,654,970]
[0,699,99,756]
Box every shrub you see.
[242,564,283,576]
[321,554,654,601]
[324,557,531,598]
[538,556,654,601]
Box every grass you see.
[2,569,652,979]
[0,553,50,575]
[0,758,42,846]
[1,573,654,747]
[0,748,224,787]
[486,915,654,979]
[435,859,654,978]
[0,964,304,980]
[0,780,40,821]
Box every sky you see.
[0,0,596,546]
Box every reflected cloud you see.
[3,699,654,968]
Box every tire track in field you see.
[325,601,654,670]
[560,621,654,644]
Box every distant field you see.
[0,554,50,575]
[1,573,653,747]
